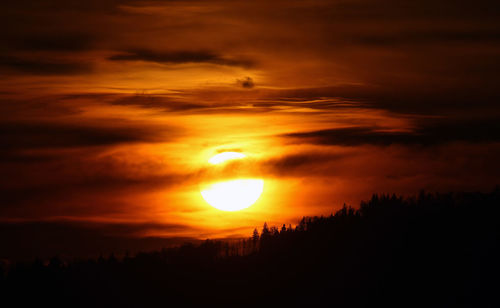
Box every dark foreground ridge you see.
[2,189,499,307]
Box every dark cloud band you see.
[108,49,254,67]
[0,121,174,150]
[0,56,92,75]
[283,119,500,146]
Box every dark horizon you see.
[2,0,500,241]
[2,188,499,307]
[1,187,498,262]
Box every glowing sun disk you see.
[200,179,264,211]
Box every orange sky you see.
[1,0,500,242]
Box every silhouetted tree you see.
[261,222,270,236]
[252,228,259,242]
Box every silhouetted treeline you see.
[1,189,499,307]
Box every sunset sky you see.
[1,0,500,250]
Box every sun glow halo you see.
[208,152,246,164]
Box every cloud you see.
[0,56,92,75]
[237,76,254,88]
[261,152,350,177]
[351,30,500,47]
[9,33,96,52]
[108,49,254,67]
[284,127,414,146]
[283,118,500,146]
[0,120,173,150]
[110,94,207,112]
[0,173,182,211]
[0,144,191,219]
[0,0,137,13]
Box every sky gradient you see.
[1,0,500,255]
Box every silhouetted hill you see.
[0,221,202,261]
[1,189,499,307]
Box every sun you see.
[201,178,264,211]
[200,152,264,211]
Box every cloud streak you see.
[108,49,254,67]
[0,121,174,150]
[283,119,500,146]
[0,56,92,75]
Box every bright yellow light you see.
[200,179,264,211]
[200,152,264,211]
[208,152,246,164]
